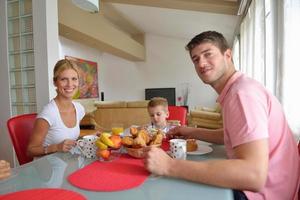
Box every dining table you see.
[0,144,234,200]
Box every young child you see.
[124,97,175,137]
[147,97,171,133]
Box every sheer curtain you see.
[240,0,265,84]
[232,36,240,70]
[277,0,300,139]
[239,0,300,139]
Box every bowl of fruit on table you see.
[95,132,122,162]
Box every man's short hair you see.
[147,97,168,109]
[185,31,230,54]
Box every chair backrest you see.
[7,113,37,165]
[167,106,188,126]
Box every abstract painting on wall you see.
[65,56,99,99]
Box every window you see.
[239,0,300,138]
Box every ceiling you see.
[109,2,240,44]
[59,0,242,61]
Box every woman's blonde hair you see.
[53,59,79,82]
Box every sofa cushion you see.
[94,101,127,108]
[126,100,149,108]
[190,110,222,120]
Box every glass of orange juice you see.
[111,123,124,135]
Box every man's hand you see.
[144,146,174,176]
[167,126,194,139]
[167,127,224,144]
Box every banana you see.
[100,134,114,147]
[96,140,108,150]
[101,132,111,138]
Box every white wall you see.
[138,34,218,108]
[33,0,59,112]
[59,34,218,109]
[0,0,14,164]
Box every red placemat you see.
[161,140,170,151]
[0,188,86,200]
[68,154,150,191]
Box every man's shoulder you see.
[231,75,265,95]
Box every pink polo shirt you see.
[217,71,300,200]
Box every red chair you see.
[167,106,188,126]
[7,113,37,165]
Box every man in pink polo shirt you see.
[144,31,300,200]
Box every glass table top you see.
[0,144,233,200]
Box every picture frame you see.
[65,56,99,99]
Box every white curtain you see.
[232,36,240,70]
[277,0,300,139]
[239,0,300,139]
[240,0,265,84]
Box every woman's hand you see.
[56,139,76,152]
[0,160,11,180]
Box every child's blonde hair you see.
[147,97,168,110]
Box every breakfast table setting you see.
[0,127,234,200]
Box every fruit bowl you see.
[97,147,122,162]
[125,144,161,159]
[95,133,122,162]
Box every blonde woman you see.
[27,59,85,157]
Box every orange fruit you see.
[97,149,110,160]
[110,135,122,149]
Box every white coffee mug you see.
[169,139,187,160]
[77,135,98,158]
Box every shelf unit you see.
[7,0,36,115]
